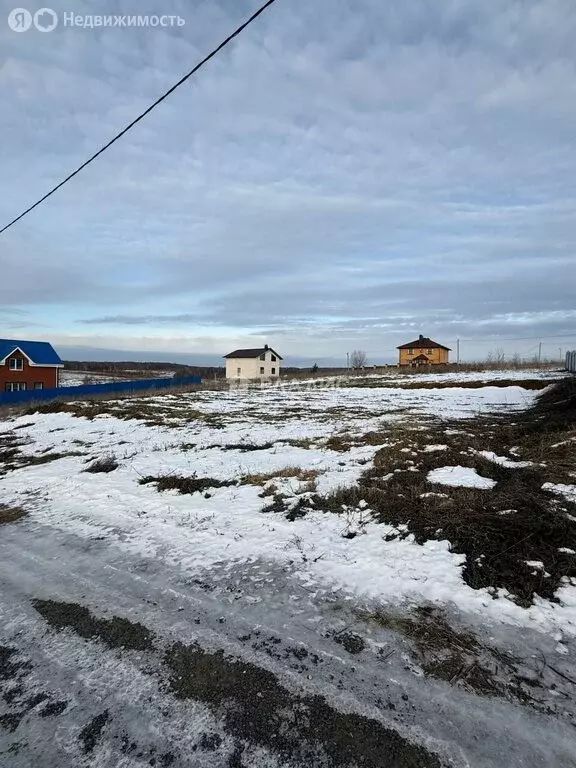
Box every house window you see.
[236,367,241,376]
[260,367,265,374]
[271,355,277,362]
[34,382,43,390]
[408,349,414,355]
[427,349,433,355]
[271,367,276,374]
[9,358,23,370]
[5,382,26,392]
[259,354,265,361]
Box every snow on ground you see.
[426,465,497,489]
[59,371,132,387]
[59,370,174,387]
[474,450,534,468]
[1,375,576,639]
[543,483,576,504]
[284,366,563,388]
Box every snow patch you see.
[427,466,497,489]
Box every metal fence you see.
[0,375,202,407]
[566,351,576,374]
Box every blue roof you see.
[0,339,63,366]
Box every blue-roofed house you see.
[0,339,64,392]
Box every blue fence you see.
[0,375,202,406]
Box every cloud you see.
[1,0,575,361]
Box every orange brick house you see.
[397,335,451,366]
[0,339,63,392]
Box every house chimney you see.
[419,334,424,340]
[264,344,269,349]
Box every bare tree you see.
[495,348,506,365]
[350,350,367,369]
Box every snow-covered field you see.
[289,366,562,387]
[1,368,574,767]
[59,370,133,387]
[59,369,175,387]
[0,375,572,633]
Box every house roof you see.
[0,339,63,366]
[411,353,430,362]
[224,346,283,360]
[397,335,451,351]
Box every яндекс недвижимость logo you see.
[8,7,58,32]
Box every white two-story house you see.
[224,345,282,380]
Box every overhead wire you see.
[0,0,279,235]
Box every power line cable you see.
[0,0,279,236]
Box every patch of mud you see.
[165,642,444,767]
[79,710,109,753]
[39,700,68,717]
[32,600,155,651]
[0,646,32,683]
[0,646,70,734]
[241,631,322,673]
[333,631,366,655]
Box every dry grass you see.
[356,605,554,709]
[0,428,85,476]
[0,505,28,525]
[265,379,576,607]
[17,398,225,430]
[325,430,393,452]
[139,473,235,495]
[241,467,322,486]
[347,378,553,391]
[283,437,318,449]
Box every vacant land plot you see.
[0,369,575,767]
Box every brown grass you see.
[326,430,393,452]
[0,505,28,525]
[241,467,322,486]
[264,378,576,606]
[0,428,85,476]
[139,473,235,495]
[356,605,550,707]
[347,378,553,391]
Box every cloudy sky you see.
[1,0,575,364]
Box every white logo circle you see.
[33,7,57,32]
[8,7,32,31]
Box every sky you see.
[1,0,575,365]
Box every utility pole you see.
[456,338,460,364]
[559,347,562,362]
[346,352,350,371]
[538,342,542,363]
